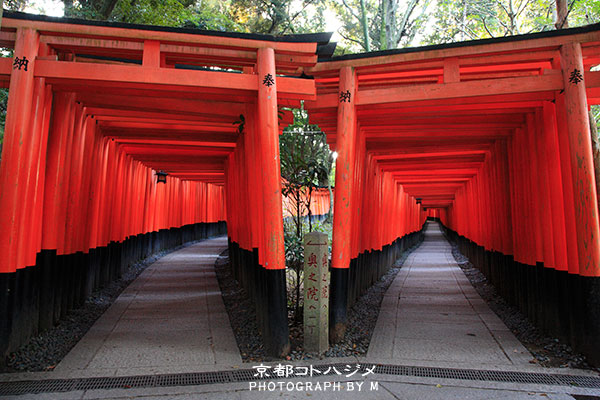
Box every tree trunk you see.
[63,0,74,17]
[380,0,387,50]
[295,265,301,322]
[359,0,371,51]
[327,179,333,223]
[99,0,119,19]
[296,189,302,239]
[395,0,419,48]
[555,0,569,29]
[460,0,468,41]
[385,0,396,50]
[307,187,313,232]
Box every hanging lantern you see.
[156,170,168,184]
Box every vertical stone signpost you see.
[303,232,330,353]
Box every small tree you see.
[280,104,331,322]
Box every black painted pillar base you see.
[227,241,290,358]
[330,267,348,343]
[0,272,14,359]
[38,250,56,332]
[441,223,600,367]
[573,276,600,366]
[265,269,291,357]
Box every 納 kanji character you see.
[13,56,29,71]
[340,90,351,103]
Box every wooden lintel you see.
[443,57,460,83]
[34,59,315,98]
[40,34,143,51]
[357,74,563,106]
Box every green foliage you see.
[63,0,241,29]
[233,114,245,135]
[284,220,305,269]
[229,0,327,34]
[425,0,600,45]
[280,106,331,204]
[61,0,326,33]
[4,0,30,11]
[426,0,553,44]
[280,105,332,236]
[592,105,600,134]
[280,104,332,320]
[568,0,600,26]
[329,0,431,53]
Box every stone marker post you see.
[303,232,329,353]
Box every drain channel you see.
[1,363,599,396]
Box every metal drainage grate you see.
[555,374,600,389]
[1,363,600,396]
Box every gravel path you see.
[215,242,422,362]
[449,241,597,371]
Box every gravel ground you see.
[214,250,266,362]
[449,241,597,371]
[2,243,198,373]
[215,242,422,362]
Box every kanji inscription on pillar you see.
[303,232,329,354]
[12,56,29,71]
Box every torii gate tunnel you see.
[1,12,600,365]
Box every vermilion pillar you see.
[256,47,290,357]
[0,28,40,354]
[330,66,357,342]
[0,28,39,274]
[560,42,600,365]
[559,42,600,277]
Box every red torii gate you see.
[1,10,600,366]
[305,24,600,363]
[0,11,332,358]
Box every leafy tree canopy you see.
[425,0,600,45]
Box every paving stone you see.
[367,223,536,369]
[55,237,241,375]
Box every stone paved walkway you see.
[54,236,241,377]
[367,222,535,370]
[3,226,598,399]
